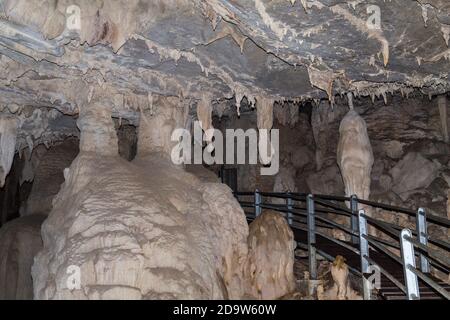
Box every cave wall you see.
[21,139,79,217]
[214,94,450,223]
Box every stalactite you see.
[244,211,296,299]
[137,94,185,158]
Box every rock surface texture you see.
[21,139,79,216]
[0,215,46,299]
[0,0,449,145]
[0,0,449,301]
[245,211,296,300]
[32,95,296,300]
[337,109,374,201]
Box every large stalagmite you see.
[337,110,374,201]
[32,93,252,299]
[244,211,296,300]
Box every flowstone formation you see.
[336,105,374,238]
[244,211,296,300]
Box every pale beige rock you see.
[21,139,79,216]
[447,189,450,236]
[0,215,46,300]
[256,98,274,131]
[337,110,374,200]
[32,96,252,300]
[317,256,361,300]
[244,211,296,300]
[390,152,440,200]
[290,146,313,170]
[0,117,18,187]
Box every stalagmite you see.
[0,117,19,187]
[337,106,374,201]
[33,93,255,300]
[438,95,448,143]
[317,256,361,300]
[244,211,296,299]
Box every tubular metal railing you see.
[234,190,450,300]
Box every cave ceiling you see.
[0,0,449,146]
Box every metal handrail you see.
[407,265,450,300]
[234,190,450,300]
[363,255,407,294]
[401,229,450,300]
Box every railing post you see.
[286,193,293,226]
[254,189,262,218]
[307,194,317,280]
[358,209,371,300]
[400,229,420,300]
[416,208,430,273]
[350,195,359,245]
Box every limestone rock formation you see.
[390,152,441,200]
[0,0,449,302]
[306,164,345,196]
[272,165,297,205]
[317,256,361,300]
[0,117,18,187]
[0,215,46,299]
[448,189,450,236]
[21,139,79,216]
[32,96,251,300]
[337,109,374,201]
[244,211,296,300]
